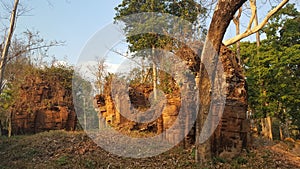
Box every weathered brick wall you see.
[11,73,77,134]
[213,45,249,155]
[94,44,249,154]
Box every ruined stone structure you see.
[94,44,249,153]
[213,45,249,155]
[11,70,77,134]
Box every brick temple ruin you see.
[10,70,77,134]
[94,44,249,155]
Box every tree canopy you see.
[114,0,207,55]
[241,3,300,129]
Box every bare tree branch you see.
[6,41,64,63]
[233,7,243,64]
[110,49,144,68]
[87,56,107,94]
[246,0,257,30]
[223,0,289,46]
[0,0,19,94]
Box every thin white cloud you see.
[106,62,120,73]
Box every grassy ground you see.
[0,130,299,169]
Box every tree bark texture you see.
[261,117,273,140]
[196,0,247,163]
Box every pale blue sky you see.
[15,0,122,65]
[9,0,299,67]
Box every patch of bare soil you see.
[0,131,299,169]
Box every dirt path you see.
[269,143,300,167]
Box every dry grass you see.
[0,130,299,169]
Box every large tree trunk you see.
[196,0,246,163]
[8,111,12,138]
[279,125,284,140]
[261,117,273,140]
[206,0,246,51]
